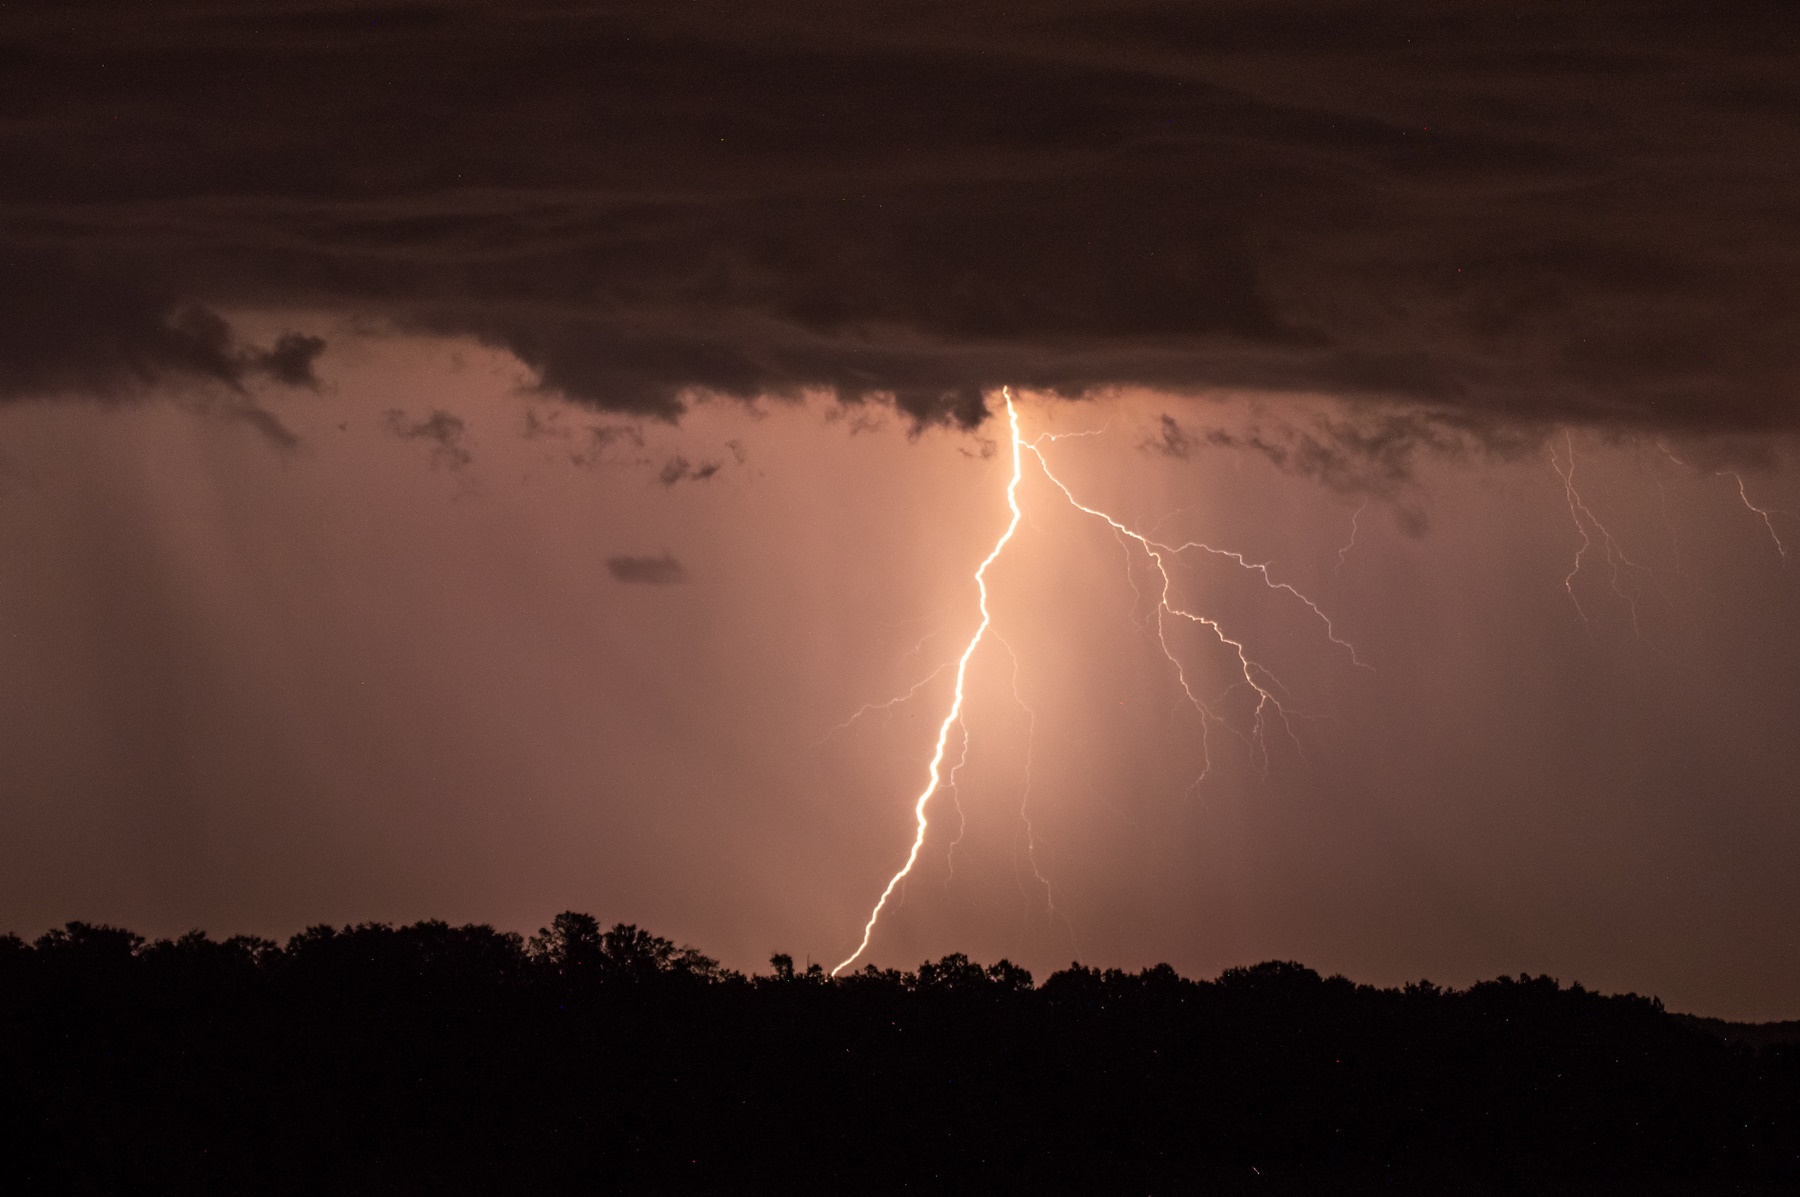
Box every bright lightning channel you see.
[831,390,1027,976]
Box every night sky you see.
[2,1,1797,1018]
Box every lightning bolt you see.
[832,390,1027,976]
[833,389,1367,973]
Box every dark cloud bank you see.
[4,1,1798,438]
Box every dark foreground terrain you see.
[4,915,1797,1194]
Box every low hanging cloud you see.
[606,553,689,585]
[4,1,1798,443]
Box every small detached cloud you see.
[385,408,472,470]
[606,553,688,585]
[1145,414,1197,460]
[658,455,722,486]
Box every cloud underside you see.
[4,1,1798,437]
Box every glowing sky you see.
[3,1,1799,1018]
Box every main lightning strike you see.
[831,390,1027,976]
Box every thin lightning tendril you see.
[1155,535,1372,670]
[812,662,954,748]
[1549,431,1658,637]
[1726,472,1790,560]
[1552,436,1597,625]
[995,633,1057,921]
[1026,436,1358,775]
[1336,502,1366,575]
[1028,441,1370,672]
[1656,440,1788,562]
[942,714,974,884]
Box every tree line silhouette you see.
[4,914,1797,1193]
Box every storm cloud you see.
[4,1,1798,434]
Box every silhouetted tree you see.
[528,912,725,986]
